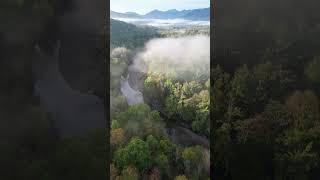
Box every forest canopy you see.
[214,0,320,179]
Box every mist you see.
[112,17,210,27]
[131,35,210,80]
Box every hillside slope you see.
[182,8,210,21]
[110,19,160,49]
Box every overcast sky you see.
[110,0,210,15]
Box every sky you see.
[110,0,210,15]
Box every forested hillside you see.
[110,19,160,49]
[111,11,142,19]
[181,8,210,21]
[214,0,320,179]
[110,16,210,179]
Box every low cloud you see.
[131,35,210,79]
[113,18,210,27]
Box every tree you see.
[211,66,230,121]
[181,81,202,98]
[191,90,210,134]
[248,62,293,113]
[229,65,250,116]
[114,104,165,138]
[165,95,180,120]
[111,120,120,129]
[275,129,318,179]
[159,139,176,158]
[251,62,279,111]
[155,153,169,173]
[146,135,159,152]
[182,146,205,178]
[231,65,250,101]
[114,138,151,172]
[110,95,128,119]
[144,73,166,109]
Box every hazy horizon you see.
[112,17,210,27]
[111,0,210,15]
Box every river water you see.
[120,74,144,105]
[120,63,210,173]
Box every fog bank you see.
[131,35,210,79]
[112,17,210,27]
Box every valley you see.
[110,8,210,179]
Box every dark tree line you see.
[213,0,320,179]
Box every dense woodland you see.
[110,19,160,49]
[214,0,320,179]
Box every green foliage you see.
[110,19,160,49]
[109,8,210,180]
[214,1,320,179]
[160,77,210,134]
[158,139,176,158]
[275,129,318,179]
[182,146,205,178]
[111,120,120,129]
[213,64,319,179]
[211,66,230,121]
[228,65,250,117]
[113,103,165,139]
[181,81,202,98]
[154,153,169,172]
[146,135,159,152]
[114,138,151,172]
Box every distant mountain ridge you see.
[111,8,210,21]
[110,11,142,18]
[144,9,192,19]
[182,8,210,21]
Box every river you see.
[120,64,209,148]
[120,62,210,173]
